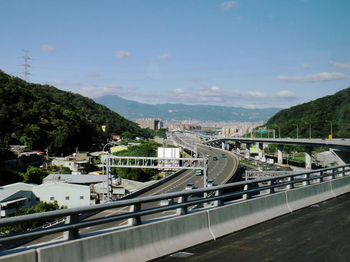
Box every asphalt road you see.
[153,192,350,262]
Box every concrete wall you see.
[3,175,350,262]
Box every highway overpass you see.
[205,137,350,169]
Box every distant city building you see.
[179,124,201,131]
[135,118,163,130]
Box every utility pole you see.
[20,50,31,81]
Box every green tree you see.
[0,201,66,236]
[21,166,49,184]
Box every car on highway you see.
[207,179,214,187]
[221,153,226,158]
[213,156,218,161]
[195,169,202,176]
[185,183,194,190]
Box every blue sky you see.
[1,0,350,108]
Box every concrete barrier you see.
[0,249,36,262]
[208,193,290,239]
[285,182,334,211]
[36,212,213,262]
[3,175,350,262]
[331,176,350,196]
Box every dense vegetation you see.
[265,87,350,138]
[0,201,66,236]
[112,141,160,181]
[0,70,153,155]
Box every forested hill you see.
[0,71,153,155]
[266,87,350,138]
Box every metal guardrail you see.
[0,164,349,249]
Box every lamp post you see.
[326,120,333,139]
[305,122,311,139]
[293,124,299,139]
[102,141,117,202]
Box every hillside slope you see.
[94,95,280,122]
[0,71,152,155]
[266,87,350,138]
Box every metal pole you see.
[294,124,298,139]
[309,124,311,139]
[203,159,208,198]
[279,127,280,138]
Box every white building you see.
[33,183,90,208]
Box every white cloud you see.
[158,54,170,60]
[78,84,132,98]
[50,80,83,86]
[41,44,56,53]
[330,61,350,70]
[165,87,298,108]
[302,64,311,69]
[277,72,348,82]
[221,1,238,10]
[88,73,100,78]
[115,50,130,58]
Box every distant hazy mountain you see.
[94,95,281,122]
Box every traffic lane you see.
[153,192,350,262]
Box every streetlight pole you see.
[102,141,117,202]
[293,124,298,139]
[305,122,311,139]
[326,120,333,139]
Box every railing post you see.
[340,167,345,177]
[286,176,294,190]
[268,180,275,194]
[64,214,80,240]
[302,174,310,186]
[242,184,251,200]
[319,171,324,183]
[176,195,188,215]
[331,168,336,179]
[128,203,141,226]
[337,167,344,177]
[214,189,223,207]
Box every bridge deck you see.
[154,192,350,262]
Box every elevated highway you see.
[1,165,350,261]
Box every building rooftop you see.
[0,189,20,202]
[43,174,107,185]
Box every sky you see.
[1,0,350,109]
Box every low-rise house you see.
[51,152,92,173]
[33,183,90,208]
[0,188,38,217]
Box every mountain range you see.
[94,95,281,122]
